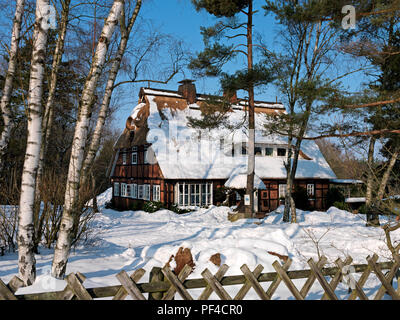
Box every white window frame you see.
[131,152,138,165]
[153,185,161,202]
[279,184,287,199]
[138,185,144,200]
[144,184,150,201]
[307,184,315,197]
[132,184,138,199]
[114,182,120,197]
[176,183,213,207]
[121,183,128,197]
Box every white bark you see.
[51,0,124,279]
[36,0,71,197]
[17,0,49,286]
[377,149,399,200]
[81,0,142,188]
[0,0,25,166]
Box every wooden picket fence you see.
[1,253,400,300]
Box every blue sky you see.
[113,0,282,130]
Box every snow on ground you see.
[0,188,399,299]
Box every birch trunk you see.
[80,0,142,188]
[377,149,399,200]
[36,0,71,197]
[51,0,124,279]
[0,0,25,167]
[17,0,49,286]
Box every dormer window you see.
[255,146,262,156]
[131,152,138,164]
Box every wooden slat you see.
[202,269,232,300]
[199,264,229,300]
[373,256,400,300]
[116,270,146,300]
[307,259,338,300]
[0,278,17,300]
[162,265,193,301]
[266,259,292,298]
[57,272,86,300]
[113,269,145,300]
[300,256,327,298]
[367,256,400,300]
[7,276,24,294]
[348,254,378,300]
[272,260,304,300]
[235,264,265,300]
[322,257,352,300]
[66,273,93,300]
[240,264,270,300]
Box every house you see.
[109,80,337,213]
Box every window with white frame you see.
[144,184,150,201]
[122,152,127,165]
[138,185,144,199]
[279,184,287,199]
[131,152,137,164]
[177,183,213,207]
[144,149,149,164]
[127,184,131,198]
[153,185,161,202]
[132,184,137,199]
[121,183,128,197]
[307,184,315,197]
[114,183,120,197]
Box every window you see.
[255,146,262,156]
[121,183,128,197]
[144,184,150,201]
[279,184,287,199]
[122,153,127,165]
[277,148,287,157]
[307,184,315,197]
[236,191,241,201]
[153,185,161,202]
[132,146,138,151]
[144,149,149,164]
[241,142,247,155]
[265,147,274,156]
[114,183,120,197]
[132,184,138,199]
[131,152,138,164]
[177,183,213,207]
[138,185,144,199]
[127,184,131,198]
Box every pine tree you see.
[189,0,272,218]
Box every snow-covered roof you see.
[330,179,364,184]
[224,170,267,190]
[345,197,366,203]
[125,88,337,181]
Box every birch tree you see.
[17,0,50,286]
[52,0,124,279]
[0,0,25,168]
[80,0,142,188]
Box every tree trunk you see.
[36,0,71,197]
[80,0,142,188]
[33,0,71,255]
[244,0,255,218]
[17,0,49,286]
[377,149,399,200]
[51,0,124,279]
[0,0,25,168]
[365,136,376,206]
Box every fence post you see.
[149,267,164,300]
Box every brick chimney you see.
[178,79,197,104]
[223,90,238,104]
